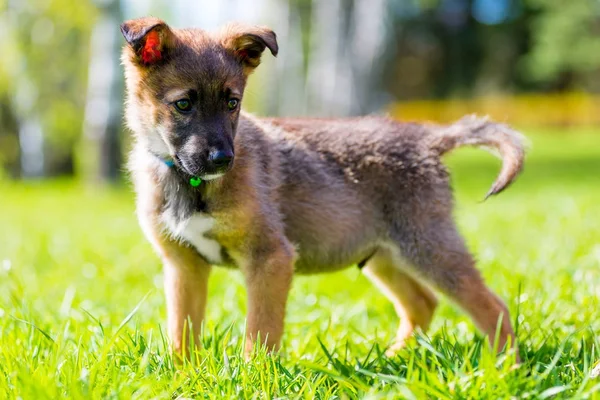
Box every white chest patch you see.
[162,213,223,264]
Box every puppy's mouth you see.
[173,154,202,177]
[173,154,229,181]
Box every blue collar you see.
[155,153,174,168]
[155,153,203,187]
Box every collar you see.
[153,152,202,187]
[155,154,175,168]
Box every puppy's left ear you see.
[220,23,278,73]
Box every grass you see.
[1,127,600,399]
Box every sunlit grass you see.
[1,129,599,398]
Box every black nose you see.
[208,150,234,171]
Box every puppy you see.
[120,17,526,360]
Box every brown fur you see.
[121,17,526,361]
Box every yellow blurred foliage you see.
[389,93,600,127]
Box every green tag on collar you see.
[189,176,202,187]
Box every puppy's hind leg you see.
[362,248,438,356]
[391,216,520,361]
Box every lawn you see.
[1,128,599,399]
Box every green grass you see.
[1,128,600,399]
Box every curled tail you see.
[429,115,527,199]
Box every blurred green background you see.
[0,0,599,180]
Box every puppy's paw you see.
[384,340,408,357]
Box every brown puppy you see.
[121,17,526,360]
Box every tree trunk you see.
[82,0,124,182]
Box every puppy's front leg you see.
[136,193,210,359]
[243,242,294,357]
[162,248,211,358]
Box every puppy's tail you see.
[429,115,527,199]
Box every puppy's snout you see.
[208,149,234,172]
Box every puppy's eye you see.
[227,99,239,111]
[174,99,192,113]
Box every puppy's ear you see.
[220,23,278,73]
[120,17,175,66]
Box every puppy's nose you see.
[208,150,234,170]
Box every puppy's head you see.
[121,17,277,179]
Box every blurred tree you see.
[82,0,123,182]
[0,93,20,178]
[380,0,600,99]
[0,4,20,177]
[269,0,390,116]
[0,0,98,177]
[522,0,600,91]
